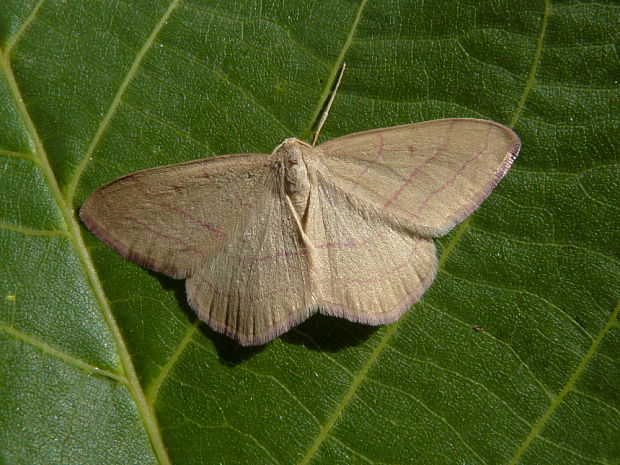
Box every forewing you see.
[186,176,315,346]
[80,153,271,279]
[318,118,520,236]
[307,169,437,324]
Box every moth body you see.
[273,138,314,222]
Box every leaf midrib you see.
[0,2,181,463]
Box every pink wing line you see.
[228,249,308,263]
[202,237,425,299]
[409,123,493,220]
[382,119,456,209]
[204,280,296,302]
[227,229,391,263]
[106,206,211,256]
[127,182,392,265]
[314,230,387,250]
[132,177,227,238]
[318,237,423,285]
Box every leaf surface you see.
[0,1,618,464]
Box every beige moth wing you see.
[303,165,438,325]
[80,153,270,279]
[80,150,314,345]
[185,158,317,346]
[308,118,519,324]
[317,118,520,237]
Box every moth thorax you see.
[276,139,312,218]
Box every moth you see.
[81,117,520,345]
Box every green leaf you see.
[1,1,618,464]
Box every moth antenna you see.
[312,63,346,146]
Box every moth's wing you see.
[318,118,520,236]
[80,153,271,279]
[82,154,315,345]
[186,174,315,346]
[307,168,437,324]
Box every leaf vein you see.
[509,0,550,127]
[507,300,620,464]
[0,148,37,161]
[65,0,182,204]
[160,42,294,135]
[4,0,46,56]
[0,323,127,384]
[303,0,370,141]
[366,373,490,465]
[469,226,620,268]
[0,221,69,237]
[381,343,535,428]
[146,319,200,404]
[439,268,596,346]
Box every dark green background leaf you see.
[1,1,618,464]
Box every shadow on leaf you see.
[282,313,378,352]
[153,273,376,362]
[152,273,266,364]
